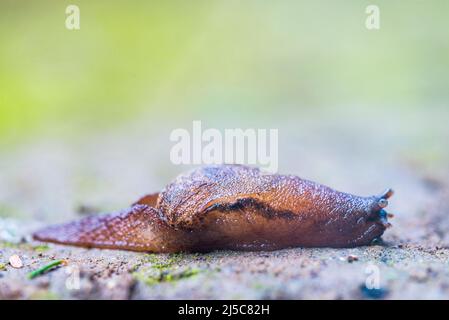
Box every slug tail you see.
[33,204,169,252]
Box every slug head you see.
[353,188,394,246]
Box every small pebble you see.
[106,279,118,289]
[9,254,23,268]
[347,255,358,263]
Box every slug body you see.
[33,165,393,252]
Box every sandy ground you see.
[1,111,449,299]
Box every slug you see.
[33,165,394,252]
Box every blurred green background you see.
[1,0,448,146]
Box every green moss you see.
[176,267,201,279]
[134,266,201,286]
[33,245,50,252]
[134,253,200,286]
[0,241,50,252]
[30,291,60,300]
[145,253,186,270]
[252,282,267,291]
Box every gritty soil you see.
[1,114,449,300]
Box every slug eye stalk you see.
[380,188,394,200]
[372,188,395,229]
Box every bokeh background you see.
[0,0,448,226]
[1,0,449,300]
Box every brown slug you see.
[33,165,394,252]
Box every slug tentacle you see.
[33,165,394,252]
